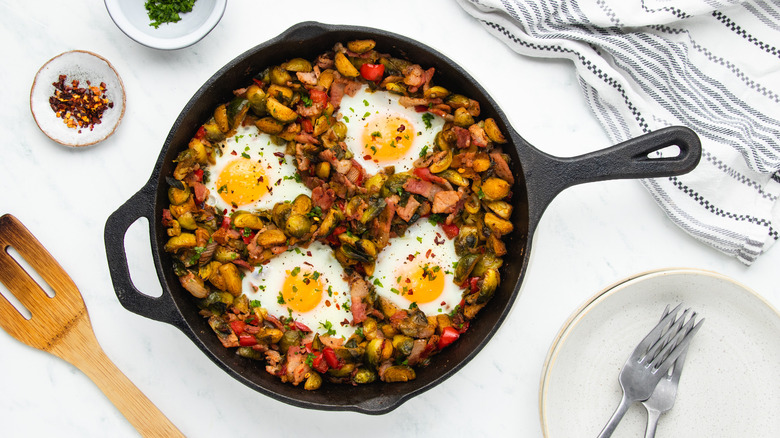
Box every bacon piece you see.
[161,209,174,227]
[296,100,324,118]
[212,227,241,245]
[319,335,344,349]
[315,52,334,69]
[296,71,318,86]
[312,185,336,211]
[452,126,471,148]
[404,178,433,197]
[451,152,475,170]
[406,339,428,366]
[432,190,461,214]
[445,187,469,225]
[265,350,282,376]
[469,124,490,148]
[282,346,311,386]
[490,152,515,185]
[192,182,208,204]
[395,197,420,222]
[403,64,428,92]
[348,273,370,324]
[294,132,320,145]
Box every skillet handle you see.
[524,125,701,229]
[104,183,187,331]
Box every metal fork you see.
[641,307,692,438]
[596,304,703,438]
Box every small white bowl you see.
[105,0,226,50]
[30,50,126,148]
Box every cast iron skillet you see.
[104,22,701,415]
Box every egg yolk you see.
[281,269,324,313]
[216,158,267,207]
[395,262,445,304]
[362,114,415,162]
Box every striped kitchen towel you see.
[457,0,780,264]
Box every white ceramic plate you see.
[540,269,780,437]
[30,50,125,147]
[105,0,226,50]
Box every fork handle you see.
[644,408,661,438]
[597,393,632,438]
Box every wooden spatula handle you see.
[50,317,184,438]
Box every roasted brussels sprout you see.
[383,365,416,382]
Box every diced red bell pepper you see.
[414,105,429,113]
[438,326,460,349]
[309,89,328,106]
[413,167,435,182]
[230,320,246,335]
[441,223,459,239]
[291,321,312,332]
[468,277,480,294]
[195,126,206,140]
[239,334,258,346]
[359,63,385,82]
[322,347,342,369]
[221,215,231,230]
[193,168,204,182]
[252,78,264,88]
[300,117,313,133]
[311,352,329,373]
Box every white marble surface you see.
[0,1,777,437]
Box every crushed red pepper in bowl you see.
[49,75,114,133]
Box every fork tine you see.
[644,308,689,360]
[634,303,683,354]
[653,317,704,376]
[651,311,696,367]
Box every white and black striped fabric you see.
[457,0,780,264]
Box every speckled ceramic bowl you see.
[105,0,226,50]
[30,50,125,148]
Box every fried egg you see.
[203,125,310,213]
[339,85,446,175]
[370,220,462,316]
[242,241,356,339]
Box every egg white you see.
[203,125,310,213]
[242,241,356,339]
[370,220,462,316]
[338,85,445,175]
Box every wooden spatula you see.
[0,214,183,437]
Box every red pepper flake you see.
[48,75,113,133]
[363,154,372,160]
[407,254,415,261]
[230,150,238,155]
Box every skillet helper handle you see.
[104,184,186,330]
[525,126,701,226]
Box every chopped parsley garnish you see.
[291,266,301,276]
[277,292,285,304]
[428,213,446,225]
[250,300,261,308]
[421,113,434,129]
[418,145,429,157]
[145,0,196,29]
[343,116,350,123]
[301,95,313,107]
[363,99,369,106]
[371,131,381,138]
[372,278,383,287]
[319,320,336,336]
